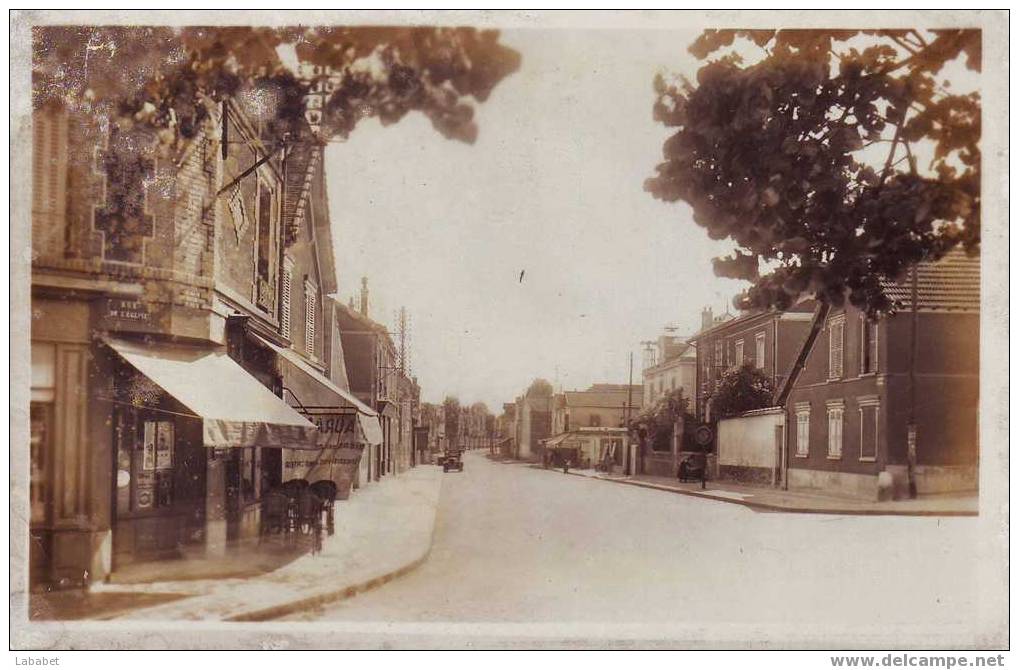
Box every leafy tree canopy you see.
[646,29,980,317]
[33,25,521,154]
[711,363,776,419]
[630,388,691,449]
[526,378,554,398]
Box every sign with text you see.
[102,298,169,334]
[282,412,368,500]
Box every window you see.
[32,106,69,258]
[304,280,317,357]
[755,332,766,370]
[828,316,845,379]
[795,404,810,457]
[714,341,722,366]
[735,340,744,366]
[861,317,878,375]
[859,397,879,461]
[280,257,294,338]
[827,401,844,458]
[30,344,56,524]
[255,182,276,311]
[589,413,602,427]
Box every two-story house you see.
[691,304,815,423]
[781,250,980,499]
[546,384,642,471]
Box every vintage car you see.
[442,451,464,472]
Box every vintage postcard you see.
[8,9,1009,652]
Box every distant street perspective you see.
[290,452,979,627]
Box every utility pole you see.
[907,263,919,499]
[625,351,634,476]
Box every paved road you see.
[290,452,981,633]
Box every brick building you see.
[28,94,381,588]
[781,250,980,499]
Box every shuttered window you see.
[304,280,317,357]
[32,107,69,257]
[280,258,293,338]
[827,404,844,458]
[755,332,766,369]
[795,409,810,457]
[828,317,845,379]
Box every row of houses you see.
[638,251,980,500]
[28,87,424,588]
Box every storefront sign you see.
[142,422,157,471]
[155,421,174,470]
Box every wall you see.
[717,410,783,485]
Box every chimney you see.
[701,307,714,331]
[359,276,369,317]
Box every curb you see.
[224,543,434,622]
[548,467,977,517]
[222,474,443,622]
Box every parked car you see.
[443,451,464,473]
[677,452,707,482]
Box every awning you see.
[252,334,383,446]
[104,337,318,449]
[541,433,569,449]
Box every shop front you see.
[102,336,319,567]
[251,335,383,499]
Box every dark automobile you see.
[677,452,707,482]
[443,451,464,472]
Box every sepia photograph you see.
[8,9,1010,654]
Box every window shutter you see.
[305,285,317,356]
[829,319,844,378]
[280,260,293,337]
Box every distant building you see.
[547,384,642,472]
[690,304,814,423]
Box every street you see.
[289,452,980,627]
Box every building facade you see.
[782,251,980,499]
[28,95,381,588]
[691,304,814,422]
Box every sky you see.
[324,28,751,411]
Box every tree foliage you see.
[630,388,691,450]
[710,363,775,419]
[646,29,980,317]
[442,395,461,439]
[526,378,554,398]
[32,25,521,155]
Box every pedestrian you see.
[562,456,571,475]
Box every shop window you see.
[827,402,844,458]
[861,317,878,375]
[30,343,56,524]
[117,414,176,514]
[828,316,845,379]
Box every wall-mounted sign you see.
[102,298,169,334]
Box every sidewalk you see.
[556,467,977,516]
[53,465,442,622]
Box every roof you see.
[563,389,643,409]
[881,248,980,311]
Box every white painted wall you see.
[718,411,783,469]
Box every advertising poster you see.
[155,421,174,470]
[142,421,156,471]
